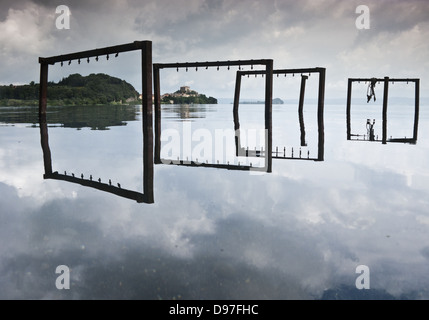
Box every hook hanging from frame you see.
[367,78,377,103]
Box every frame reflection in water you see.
[346,77,419,145]
[39,114,154,203]
[153,59,274,173]
[38,41,154,203]
[234,67,325,162]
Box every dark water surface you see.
[0,102,428,299]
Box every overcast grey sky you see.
[0,0,428,99]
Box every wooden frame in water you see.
[38,41,154,203]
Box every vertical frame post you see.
[40,115,53,176]
[265,60,273,173]
[233,71,242,156]
[298,75,308,147]
[413,79,420,142]
[38,61,51,175]
[233,71,242,131]
[346,78,352,140]
[153,65,162,164]
[317,68,326,161]
[38,62,48,115]
[142,41,154,203]
[382,76,389,144]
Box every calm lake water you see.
[0,101,428,299]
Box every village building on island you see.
[138,86,217,104]
[160,86,217,104]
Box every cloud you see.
[1,0,428,96]
[1,1,429,299]
[0,3,55,56]
[2,113,429,298]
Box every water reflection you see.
[156,96,324,173]
[235,108,325,162]
[161,104,212,121]
[346,77,420,145]
[0,105,139,130]
[156,105,271,172]
[39,111,154,203]
[347,115,419,145]
[234,69,325,163]
[1,102,429,300]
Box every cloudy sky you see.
[1,0,428,99]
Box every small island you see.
[0,73,140,106]
[240,97,284,104]
[161,86,217,104]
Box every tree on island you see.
[0,73,140,106]
[161,86,217,104]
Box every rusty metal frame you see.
[38,41,154,203]
[233,67,325,162]
[346,77,420,144]
[153,59,273,172]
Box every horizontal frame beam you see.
[238,67,325,76]
[349,78,419,83]
[154,59,272,70]
[159,159,268,171]
[44,172,146,203]
[39,41,149,65]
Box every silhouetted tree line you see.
[0,73,139,106]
